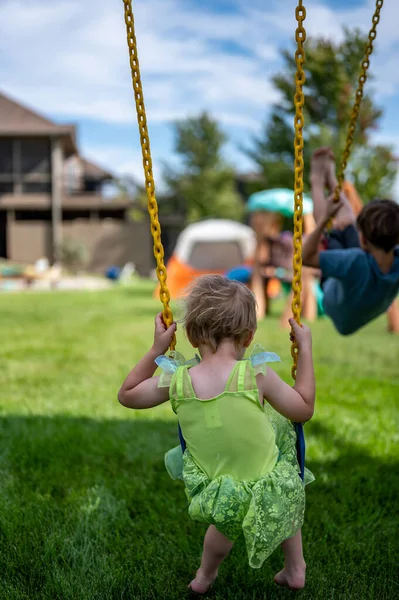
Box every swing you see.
[330,0,384,219]
[121,0,383,479]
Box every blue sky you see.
[1,0,399,197]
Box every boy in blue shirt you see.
[302,148,399,335]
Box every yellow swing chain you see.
[291,1,307,381]
[331,0,384,211]
[122,0,175,350]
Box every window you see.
[0,140,13,174]
[22,181,51,193]
[0,182,13,195]
[83,179,101,193]
[98,209,125,220]
[62,210,91,220]
[15,210,52,221]
[0,211,7,258]
[20,139,51,174]
[0,137,52,194]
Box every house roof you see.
[0,91,116,181]
[0,91,77,155]
[81,158,113,181]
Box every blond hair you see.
[183,275,257,352]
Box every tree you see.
[164,112,243,221]
[246,29,397,201]
[349,145,398,202]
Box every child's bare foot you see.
[274,564,306,591]
[188,569,217,596]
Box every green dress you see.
[159,350,314,569]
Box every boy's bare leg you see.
[302,268,317,321]
[387,299,399,334]
[310,148,356,230]
[310,148,331,225]
[324,152,356,230]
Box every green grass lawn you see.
[0,282,398,600]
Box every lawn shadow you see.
[219,421,399,599]
[0,415,398,600]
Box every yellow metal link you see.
[291,1,307,381]
[122,0,175,350]
[331,0,384,220]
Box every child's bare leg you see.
[189,525,233,594]
[310,148,331,225]
[274,529,306,591]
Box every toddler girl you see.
[118,275,315,595]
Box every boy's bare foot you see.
[324,152,339,195]
[311,147,355,230]
[310,147,335,182]
[274,564,306,591]
[188,569,217,596]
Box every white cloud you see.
[1,0,399,187]
[0,0,282,129]
[2,0,398,121]
[302,5,345,41]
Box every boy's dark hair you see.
[357,199,399,253]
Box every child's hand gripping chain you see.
[118,313,176,409]
[289,318,312,351]
[153,312,177,356]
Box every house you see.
[0,91,154,275]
